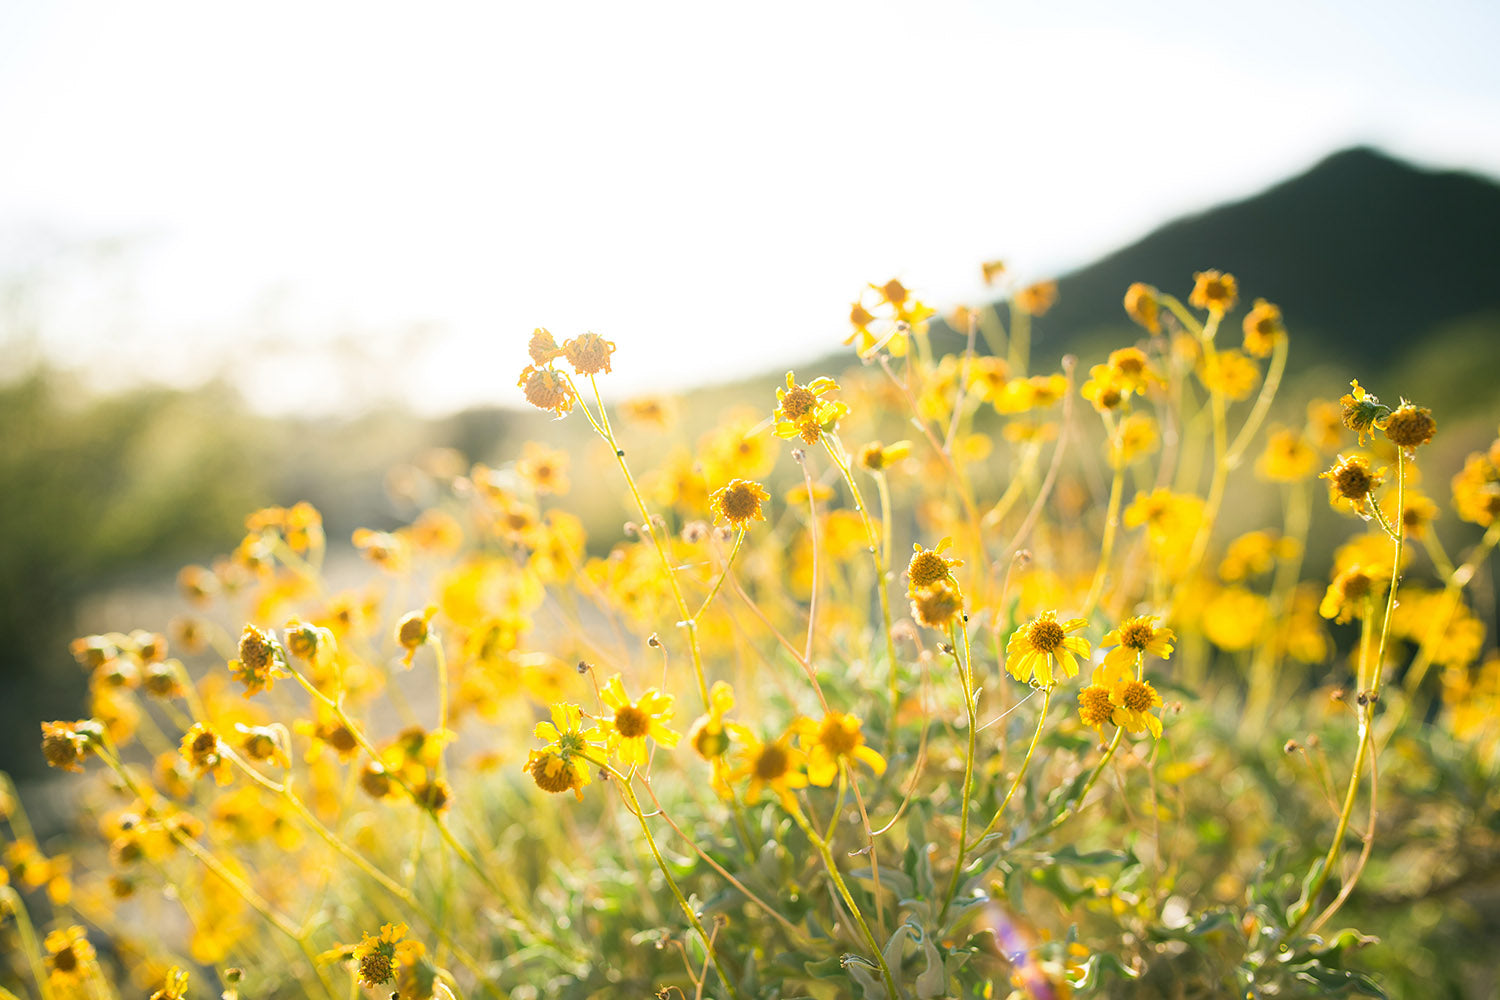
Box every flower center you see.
[1027,618,1066,653]
[1121,681,1154,713]
[1334,463,1373,499]
[53,946,78,974]
[718,485,761,521]
[908,550,949,589]
[1079,685,1114,727]
[529,752,577,794]
[358,949,394,986]
[818,715,861,756]
[753,743,790,781]
[614,705,651,739]
[1120,620,1155,650]
[780,385,816,420]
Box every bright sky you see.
[2,0,1499,415]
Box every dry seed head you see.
[518,365,576,416]
[1384,402,1435,450]
[528,327,559,365]
[562,332,616,375]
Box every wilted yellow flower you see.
[1006,611,1090,687]
[518,364,577,416]
[561,331,616,376]
[529,703,605,800]
[1321,454,1384,517]
[1338,379,1389,445]
[1383,400,1436,453]
[528,327,560,365]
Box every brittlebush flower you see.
[1257,427,1318,482]
[41,720,100,773]
[857,439,912,472]
[1106,667,1165,738]
[528,327,560,364]
[1006,612,1091,687]
[1078,679,1116,733]
[907,539,960,594]
[561,331,616,375]
[180,723,232,785]
[150,967,191,1000]
[1110,413,1159,468]
[911,581,963,630]
[1321,454,1384,517]
[516,442,571,495]
[773,372,847,443]
[45,925,95,987]
[528,703,604,800]
[794,711,886,786]
[1320,565,1385,623]
[395,605,437,666]
[1123,282,1160,333]
[1189,270,1238,315]
[1384,400,1436,453]
[599,674,680,768]
[518,364,576,416]
[730,725,808,810]
[1241,298,1285,357]
[1015,280,1059,316]
[352,923,423,988]
[709,479,770,530]
[230,624,288,697]
[1100,616,1176,670]
[1339,379,1389,445]
[1197,349,1259,401]
[688,681,737,762]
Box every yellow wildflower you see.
[1241,298,1285,357]
[795,711,886,786]
[1099,615,1176,670]
[1006,611,1090,687]
[730,725,808,810]
[709,479,771,530]
[1189,269,1238,315]
[45,925,95,987]
[352,922,423,988]
[1123,282,1160,333]
[599,674,680,768]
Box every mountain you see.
[982,147,1500,374]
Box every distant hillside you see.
[1022,147,1500,367]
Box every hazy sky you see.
[3,0,1499,415]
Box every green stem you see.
[937,621,979,923]
[969,686,1054,849]
[788,804,901,999]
